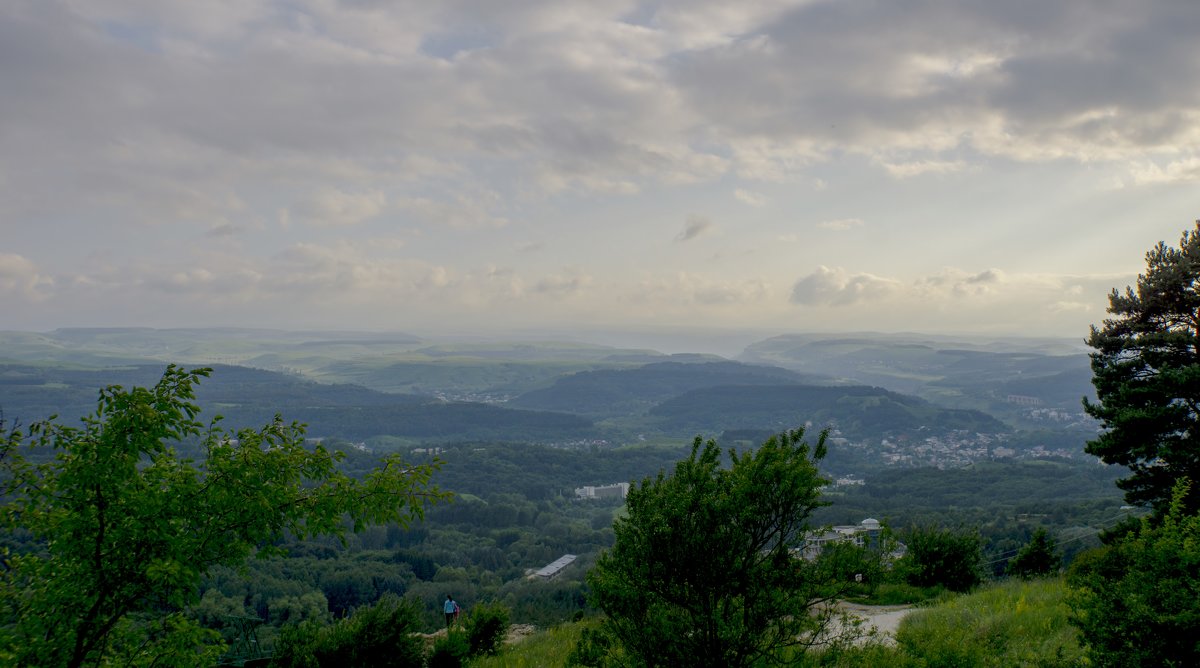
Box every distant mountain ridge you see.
[648,384,1007,438]
[739,333,1093,419]
[0,363,591,442]
[507,360,836,417]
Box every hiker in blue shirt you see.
[444,594,460,627]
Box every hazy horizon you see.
[1,324,1092,360]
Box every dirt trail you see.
[836,602,916,644]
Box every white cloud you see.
[0,253,53,300]
[790,266,899,306]
[877,159,968,179]
[734,188,767,207]
[1129,157,1200,185]
[290,189,387,227]
[817,218,864,231]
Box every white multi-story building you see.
[574,482,630,500]
[801,518,887,560]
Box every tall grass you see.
[467,623,586,668]
[895,578,1082,667]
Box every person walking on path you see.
[444,594,460,628]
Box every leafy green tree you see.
[1006,528,1060,579]
[1085,221,1200,515]
[898,525,983,593]
[0,366,447,668]
[1069,482,1200,667]
[586,429,857,667]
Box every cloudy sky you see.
[2,0,1197,342]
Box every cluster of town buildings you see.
[832,429,1085,469]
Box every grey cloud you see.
[676,215,714,242]
[668,0,1200,162]
[206,223,239,238]
[790,266,899,306]
[19,0,1197,243]
[916,268,1007,297]
[965,269,1001,285]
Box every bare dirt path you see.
[836,602,916,644]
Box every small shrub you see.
[464,601,510,656]
[428,629,469,668]
[898,524,983,592]
[566,625,616,667]
[270,594,425,668]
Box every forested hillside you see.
[0,363,593,442]
[647,383,1007,437]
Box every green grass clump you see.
[895,578,1082,667]
[467,623,586,668]
[847,582,946,606]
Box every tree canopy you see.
[1069,482,1200,667]
[586,429,863,667]
[0,365,447,667]
[1006,528,1060,579]
[1085,220,1200,515]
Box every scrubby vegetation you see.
[270,594,426,668]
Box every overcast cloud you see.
[1,0,1196,339]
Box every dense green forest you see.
[185,440,1122,640]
